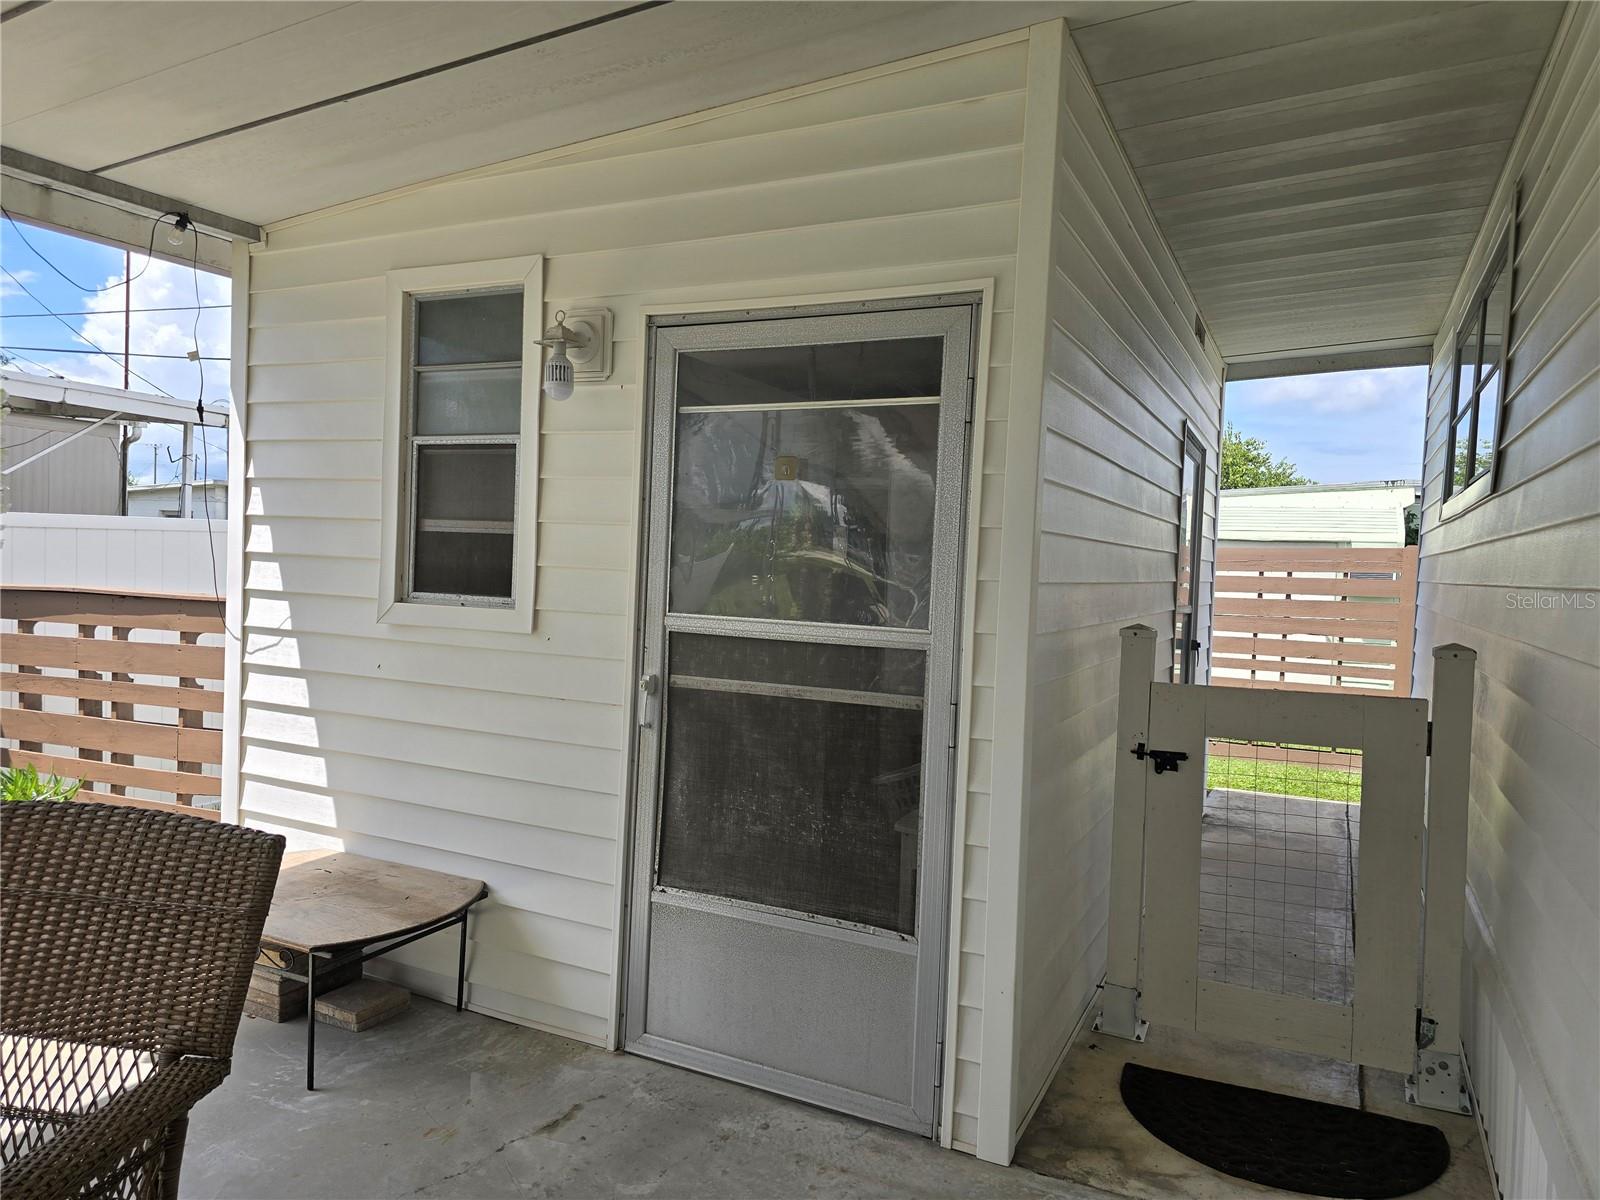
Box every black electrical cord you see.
[1,204,181,293]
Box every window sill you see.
[377,596,531,634]
[1439,471,1493,523]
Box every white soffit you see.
[0,1,1142,226]
[1069,0,1567,362]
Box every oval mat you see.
[1120,1062,1450,1198]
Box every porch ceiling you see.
[1069,1,1567,365]
[0,0,1124,224]
[1,2,1566,368]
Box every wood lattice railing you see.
[1,585,225,819]
[1210,545,1419,697]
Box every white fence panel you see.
[0,512,227,594]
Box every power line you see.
[0,348,64,376]
[1,345,228,361]
[0,304,229,317]
[0,266,176,397]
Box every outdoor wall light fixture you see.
[537,308,613,401]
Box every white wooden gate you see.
[1098,625,1477,1113]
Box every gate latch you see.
[1131,742,1188,774]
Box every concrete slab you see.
[185,997,1113,1199]
[1015,1023,1493,1200]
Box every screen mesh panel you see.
[657,634,927,934]
[1199,739,1361,1004]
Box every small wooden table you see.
[257,851,488,1090]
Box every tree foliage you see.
[1220,424,1312,490]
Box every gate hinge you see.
[1131,741,1188,774]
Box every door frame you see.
[617,292,982,1134]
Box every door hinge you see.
[948,699,959,748]
[1130,741,1188,774]
[965,377,976,424]
[935,1037,946,1080]
[1426,720,1433,755]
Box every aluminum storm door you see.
[625,302,973,1134]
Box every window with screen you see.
[1445,232,1512,512]
[403,289,523,605]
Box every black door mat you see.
[1120,1063,1450,1198]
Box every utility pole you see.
[122,249,130,391]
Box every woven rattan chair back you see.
[1,801,283,1194]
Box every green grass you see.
[1205,754,1361,803]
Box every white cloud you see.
[27,255,231,484]
[0,267,39,298]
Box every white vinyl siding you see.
[1414,6,1598,1198]
[1015,24,1224,1144]
[237,34,1030,1107]
[977,24,1224,1160]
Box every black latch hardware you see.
[1131,742,1189,774]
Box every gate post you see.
[1096,624,1158,1042]
[1410,643,1477,1114]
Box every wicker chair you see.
[1,801,284,1200]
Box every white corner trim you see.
[974,17,1064,1167]
[221,241,250,827]
[378,255,544,634]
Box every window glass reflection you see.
[670,404,940,627]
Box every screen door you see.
[624,301,974,1134]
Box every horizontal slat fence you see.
[1210,546,1418,698]
[1,585,226,820]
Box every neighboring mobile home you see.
[1218,481,1421,549]
[1,3,1593,1193]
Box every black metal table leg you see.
[456,910,468,1012]
[306,951,316,1091]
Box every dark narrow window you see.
[1175,424,1207,683]
[1445,235,1513,507]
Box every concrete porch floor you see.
[185,996,1112,1199]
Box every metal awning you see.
[1,369,226,428]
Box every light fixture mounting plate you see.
[560,308,612,381]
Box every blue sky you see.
[1,218,230,484]
[1223,367,1428,485]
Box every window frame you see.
[1442,221,1514,521]
[1174,421,1207,684]
[380,256,543,632]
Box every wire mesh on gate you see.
[1199,739,1361,1005]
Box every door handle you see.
[638,673,661,728]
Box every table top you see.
[261,850,488,953]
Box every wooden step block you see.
[314,978,410,1033]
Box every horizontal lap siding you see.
[1012,32,1224,1133]
[241,38,1027,1077]
[1414,8,1599,1198]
